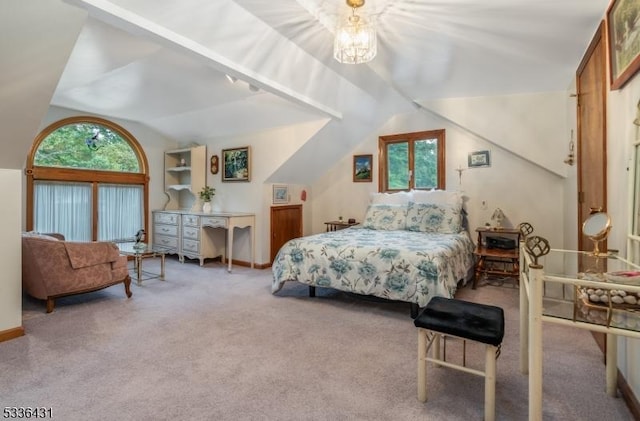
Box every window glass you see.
[387,142,409,190]
[34,122,140,172]
[379,130,445,192]
[414,138,438,189]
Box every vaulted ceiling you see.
[53,0,609,142]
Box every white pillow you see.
[369,191,413,205]
[411,189,462,208]
[362,204,407,231]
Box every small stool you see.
[414,297,505,421]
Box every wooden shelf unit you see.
[163,145,206,211]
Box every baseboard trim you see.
[223,258,270,270]
[0,326,25,343]
[618,369,640,420]
[591,332,640,418]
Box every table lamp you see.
[491,208,505,230]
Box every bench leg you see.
[485,345,497,421]
[417,329,427,402]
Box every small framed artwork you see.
[468,150,491,168]
[273,185,289,204]
[222,146,250,182]
[607,0,640,90]
[210,155,219,175]
[353,154,373,182]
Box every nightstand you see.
[473,227,521,289]
[324,220,359,232]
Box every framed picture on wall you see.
[353,154,373,182]
[468,150,491,168]
[222,146,250,182]
[607,0,640,90]
[273,185,289,204]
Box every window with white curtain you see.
[33,182,92,241]
[98,184,144,241]
[26,116,149,241]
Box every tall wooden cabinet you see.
[163,144,206,211]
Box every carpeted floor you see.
[0,257,634,420]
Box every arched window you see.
[26,116,149,242]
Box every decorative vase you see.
[202,201,212,213]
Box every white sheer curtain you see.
[98,184,144,241]
[33,181,144,242]
[33,182,92,241]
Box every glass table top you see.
[528,249,640,333]
[117,242,172,256]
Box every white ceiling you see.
[53,0,609,142]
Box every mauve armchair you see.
[21,233,132,313]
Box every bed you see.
[271,190,475,315]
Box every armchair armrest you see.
[64,241,120,269]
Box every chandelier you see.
[333,0,377,64]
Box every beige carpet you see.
[0,257,634,420]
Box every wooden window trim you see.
[25,116,150,238]
[378,129,446,192]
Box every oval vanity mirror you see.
[582,211,611,256]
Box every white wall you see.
[606,74,640,399]
[203,120,324,265]
[0,0,86,337]
[0,170,22,333]
[312,95,568,250]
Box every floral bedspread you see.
[271,227,475,307]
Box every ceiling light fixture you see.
[225,74,238,83]
[334,0,376,64]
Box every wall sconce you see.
[491,208,505,230]
[564,130,575,166]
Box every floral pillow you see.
[362,204,407,231]
[406,202,462,234]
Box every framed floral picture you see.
[272,185,289,204]
[353,154,373,182]
[607,0,640,90]
[222,146,250,182]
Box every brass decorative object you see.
[518,222,534,240]
[582,211,611,256]
[525,236,550,268]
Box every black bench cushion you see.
[414,297,505,346]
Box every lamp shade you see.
[491,208,505,229]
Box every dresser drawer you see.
[182,226,200,240]
[154,223,178,237]
[202,216,227,228]
[182,238,200,253]
[182,214,200,227]
[154,235,178,249]
[154,212,178,225]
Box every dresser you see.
[152,210,255,271]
